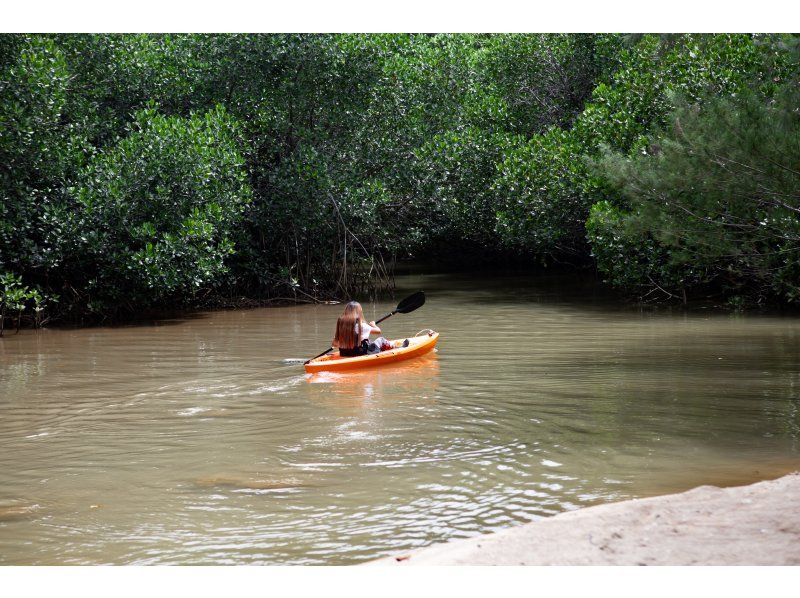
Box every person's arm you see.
[364,320,381,335]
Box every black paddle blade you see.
[396,291,425,314]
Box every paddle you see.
[375,290,425,323]
[304,291,426,365]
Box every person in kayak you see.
[332,301,393,357]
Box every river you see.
[1,272,798,564]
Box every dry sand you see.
[369,472,800,565]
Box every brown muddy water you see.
[1,273,799,565]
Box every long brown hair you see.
[332,301,365,350]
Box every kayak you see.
[304,330,439,374]
[304,331,439,373]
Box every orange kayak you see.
[304,331,439,373]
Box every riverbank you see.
[369,472,800,565]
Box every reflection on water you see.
[307,355,440,407]
[0,272,799,564]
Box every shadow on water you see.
[98,310,212,329]
[400,270,800,317]
[397,271,612,305]
[12,310,214,335]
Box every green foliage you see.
[0,35,88,275]
[411,128,514,248]
[2,32,799,323]
[54,34,212,144]
[586,200,687,298]
[493,34,797,268]
[475,34,622,136]
[0,272,57,333]
[576,34,782,153]
[593,83,800,304]
[495,127,609,258]
[62,105,251,311]
[344,33,614,260]
[0,36,70,180]
[0,272,28,313]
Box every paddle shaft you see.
[374,310,396,325]
[305,347,334,364]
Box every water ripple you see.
[1,273,799,564]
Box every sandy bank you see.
[369,472,800,565]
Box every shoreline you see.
[8,268,800,334]
[368,472,800,566]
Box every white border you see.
[1,1,798,33]
[2,0,800,593]
[2,566,800,598]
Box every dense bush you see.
[475,34,623,137]
[1,32,799,324]
[0,271,57,335]
[591,84,800,305]
[57,105,251,314]
[495,34,794,265]
[494,127,610,260]
[0,37,84,275]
